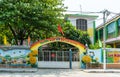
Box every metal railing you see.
[38,51,79,61]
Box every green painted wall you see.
[93,21,96,44]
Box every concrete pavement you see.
[0,69,119,77]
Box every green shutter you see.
[105,26,107,40]
[115,21,118,37]
[98,30,100,40]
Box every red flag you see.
[28,36,30,46]
[58,24,64,35]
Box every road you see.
[0,69,120,77]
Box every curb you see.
[0,68,38,73]
[82,69,120,73]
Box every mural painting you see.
[0,46,38,68]
[87,49,102,63]
[107,51,120,63]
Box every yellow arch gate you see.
[30,37,86,68]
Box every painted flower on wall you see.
[32,50,38,56]
[28,50,38,57]
[28,52,33,57]
[29,56,37,64]
[27,50,38,67]
[82,55,92,64]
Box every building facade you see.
[65,14,98,44]
[96,15,120,48]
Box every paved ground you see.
[0,69,120,77]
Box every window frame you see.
[76,19,87,31]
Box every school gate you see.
[30,37,86,69]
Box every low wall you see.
[106,64,120,69]
[87,63,120,69]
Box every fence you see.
[38,50,79,62]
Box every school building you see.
[65,14,98,44]
[96,14,120,48]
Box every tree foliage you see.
[0,0,66,45]
[63,22,91,45]
[89,41,112,49]
[47,22,91,50]
[0,24,13,44]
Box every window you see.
[76,19,87,31]
[99,29,103,41]
[107,22,116,39]
[117,19,120,35]
[95,31,98,42]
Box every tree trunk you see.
[14,37,18,45]
[18,29,26,45]
[7,24,18,45]
[20,39,24,45]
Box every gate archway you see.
[30,37,86,68]
[30,37,86,54]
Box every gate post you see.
[69,49,72,69]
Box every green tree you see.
[0,24,13,44]
[0,0,66,45]
[48,22,91,50]
[63,22,91,45]
[89,41,112,49]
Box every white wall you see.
[72,62,80,69]
[38,61,80,69]
[68,18,76,26]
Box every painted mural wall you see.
[88,48,120,64]
[105,48,120,63]
[0,46,38,68]
[107,51,120,63]
[87,49,103,63]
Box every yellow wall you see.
[113,43,116,48]
[88,28,93,37]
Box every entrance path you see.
[0,69,120,77]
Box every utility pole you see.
[102,9,110,70]
[80,4,82,14]
[103,10,106,70]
